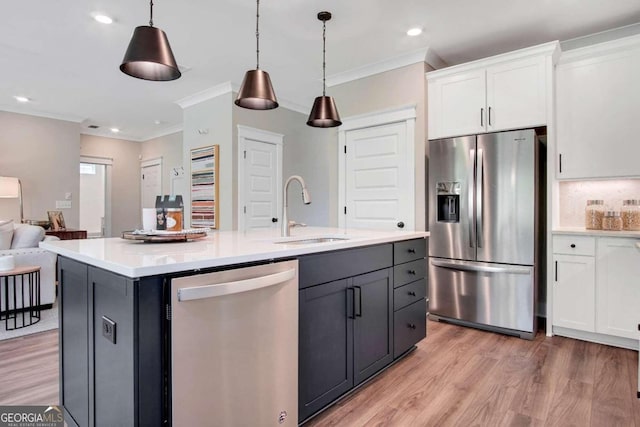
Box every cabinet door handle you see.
[408,270,417,275]
[555,260,558,282]
[347,287,355,319]
[354,286,362,317]
[408,323,417,330]
[559,154,562,174]
[408,291,417,296]
[570,244,576,248]
[408,248,416,254]
[488,106,492,126]
[480,108,484,127]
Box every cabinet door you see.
[552,255,595,332]
[428,69,485,139]
[353,268,393,386]
[486,56,547,132]
[59,257,89,427]
[298,279,353,422]
[596,238,640,339]
[556,42,640,179]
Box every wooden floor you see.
[0,322,638,426]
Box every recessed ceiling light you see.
[14,96,30,103]
[154,120,162,125]
[110,128,120,133]
[407,27,423,37]
[94,14,113,25]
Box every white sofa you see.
[0,221,59,310]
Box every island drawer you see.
[552,235,595,256]
[394,299,426,358]
[299,243,392,289]
[394,278,426,311]
[393,259,426,288]
[394,239,427,265]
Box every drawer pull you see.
[407,323,417,330]
[408,291,416,296]
[570,244,576,248]
[408,270,416,275]
[408,248,416,254]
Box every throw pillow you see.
[11,223,45,249]
[0,220,14,250]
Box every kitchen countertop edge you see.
[552,227,640,238]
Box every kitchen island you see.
[41,227,429,426]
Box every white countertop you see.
[553,227,640,238]
[40,227,429,278]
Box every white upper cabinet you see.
[427,42,559,140]
[556,35,640,179]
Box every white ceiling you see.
[1,0,639,141]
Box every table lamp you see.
[0,176,23,223]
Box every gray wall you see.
[0,111,80,227]
[140,131,184,196]
[80,134,141,235]
[233,104,336,227]
[331,62,431,231]
[182,94,233,230]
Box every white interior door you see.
[238,126,283,233]
[79,156,112,237]
[141,159,162,209]
[343,119,415,231]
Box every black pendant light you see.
[120,0,181,81]
[307,11,341,128]
[235,0,278,110]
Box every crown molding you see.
[326,47,445,87]
[141,124,183,142]
[175,81,234,109]
[80,128,142,142]
[277,98,309,115]
[0,106,85,123]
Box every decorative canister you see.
[585,200,604,230]
[621,199,640,231]
[165,208,183,231]
[602,210,623,231]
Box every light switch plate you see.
[55,200,72,209]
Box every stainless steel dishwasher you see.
[170,260,298,426]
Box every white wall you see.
[331,62,431,231]
[140,131,184,197]
[182,94,233,230]
[233,104,336,227]
[0,111,80,226]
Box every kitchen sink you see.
[273,237,350,245]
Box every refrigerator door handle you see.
[468,148,475,248]
[431,259,531,275]
[476,148,484,248]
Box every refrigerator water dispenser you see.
[436,181,461,223]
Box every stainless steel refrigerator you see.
[428,128,544,339]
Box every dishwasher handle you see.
[177,268,296,302]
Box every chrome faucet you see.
[282,175,311,237]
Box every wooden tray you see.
[121,230,208,242]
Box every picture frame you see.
[190,145,219,229]
[47,210,66,231]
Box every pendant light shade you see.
[307,11,341,128]
[307,96,341,127]
[120,1,181,81]
[235,69,278,109]
[235,0,279,110]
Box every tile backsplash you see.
[559,179,640,227]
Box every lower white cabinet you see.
[552,234,640,347]
[553,254,595,331]
[596,238,640,339]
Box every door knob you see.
[397,221,405,228]
[272,218,278,223]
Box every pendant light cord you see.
[149,0,154,27]
[256,0,260,69]
[322,19,326,96]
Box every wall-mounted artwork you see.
[190,145,219,229]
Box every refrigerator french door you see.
[428,129,541,339]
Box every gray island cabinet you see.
[46,230,428,426]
